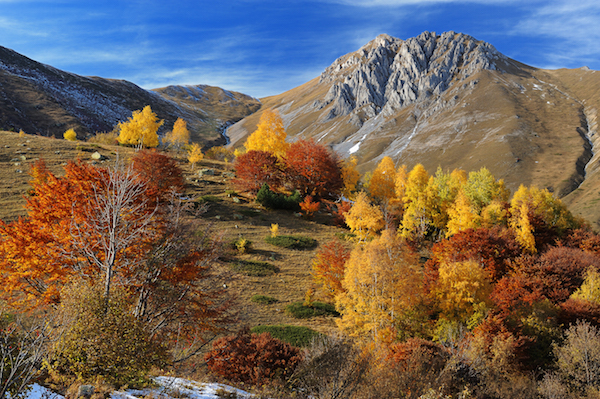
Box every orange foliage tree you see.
[283,139,343,199]
[0,157,232,350]
[312,239,350,301]
[233,150,283,193]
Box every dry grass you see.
[0,131,345,335]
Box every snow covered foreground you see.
[26,377,254,399]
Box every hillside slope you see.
[0,46,259,144]
[228,31,600,227]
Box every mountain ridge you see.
[0,45,260,144]
[226,30,600,228]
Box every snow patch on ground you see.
[24,377,254,399]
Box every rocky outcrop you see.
[316,31,506,120]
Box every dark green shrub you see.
[265,235,317,250]
[251,325,322,347]
[251,295,278,304]
[285,302,340,319]
[255,184,301,210]
[232,260,279,276]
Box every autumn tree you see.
[344,191,384,242]
[0,158,231,349]
[400,164,433,241]
[63,128,77,141]
[244,108,289,157]
[117,105,163,148]
[509,185,581,251]
[446,190,480,237]
[163,118,190,151]
[341,156,361,199]
[187,143,204,170]
[312,239,350,301]
[283,139,343,199]
[434,259,492,321]
[131,150,184,206]
[463,167,510,212]
[233,150,283,193]
[336,230,424,343]
[368,156,396,204]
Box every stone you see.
[91,151,102,160]
[317,31,502,121]
[77,385,95,398]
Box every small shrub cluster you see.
[285,301,340,319]
[232,260,279,276]
[205,327,303,385]
[255,184,301,210]
[87,131,118,145]
[46,282,168,387]
[251,295,278,305]
[265,235,317,250]
[230,237,252,254]
[250,325,321,347]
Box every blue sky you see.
[0,0,599,98]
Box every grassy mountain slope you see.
[0,130,341,335]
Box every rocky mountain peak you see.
[316,31,507,122]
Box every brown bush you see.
[204,327,303,385]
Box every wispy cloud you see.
[509,0,600,68]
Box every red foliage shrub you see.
[300,196,320,218]
[492,247,600,313]
[312,238,350,300]
[205,328,303,384]
[429,227,522,281]
[233,150,283,193]
[131,150,184,204]
[283,139,343,199]
[559,228,600,256]
[328,200,352,227]
[559,298,600,328]
[388,338,448,371]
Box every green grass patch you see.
[285,301,340,319]
[251,325,322,347]
[231,260,279,276]
[197,195,221,203]
[335,231,356,241]
[251,295,278,304]
[238,209,262,217]
[265,235,317,250]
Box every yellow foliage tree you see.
[368,156,396,203]
[336,230,423,343]
[163,118,190,151]
[344,191,384,242]
[341,156,361,199]
[571,268,600,304]
[435,259,492,321]
[400,164,433,241]
[446,190,481,237]
[512,201,537,253]
[463,167,510,212]
[117,105,163,148]
[394,164,408,203]
[187,143,204,170]
[63,128,77,141]
[244,109,289,157]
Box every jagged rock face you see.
[316,31,503,123]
